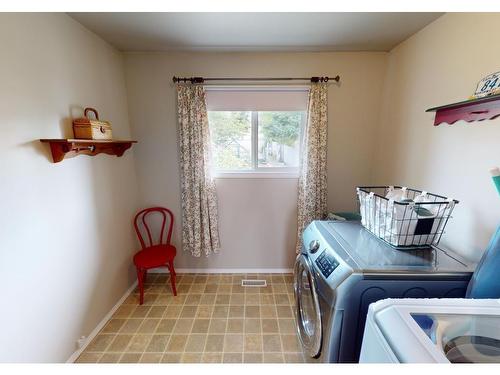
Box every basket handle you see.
[84,107,99,120]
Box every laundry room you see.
[1,0,500,372]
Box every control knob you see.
[309,240,320,254]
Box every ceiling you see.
[69,12,443,52]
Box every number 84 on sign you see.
[473,71,500,99]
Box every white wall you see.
[0,13,138,362]
[374,13,500,261]
[124,51,387,269]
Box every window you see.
[257,111,303,169]
[206,88,308,175]
[208,111,252,170]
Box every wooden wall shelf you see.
[426,94,500,126]
[40,139,137,163]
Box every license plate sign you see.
[473,71,500,98]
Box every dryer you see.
[294,221,474,362]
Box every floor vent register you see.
[241,279,267,287]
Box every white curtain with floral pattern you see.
[177,85,221,257]
[296,83,328,253]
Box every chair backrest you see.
[134,207,174,249]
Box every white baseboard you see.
[66,280,138,363]
[148,267,293,274]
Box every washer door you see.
[294,254,322,358]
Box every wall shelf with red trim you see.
[426,94,500,126]
[40,139,137,163]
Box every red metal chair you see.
[133,207,177,304]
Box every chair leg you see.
[136,267,145,305]
[168,261,177,296]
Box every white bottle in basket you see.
[384,187,412,246]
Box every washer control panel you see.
[315,250,340,278]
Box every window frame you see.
[209,110,306,178]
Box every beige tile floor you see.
[76,273,307,363]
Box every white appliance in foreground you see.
[360,298,500,363]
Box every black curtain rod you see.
[172,76,339,84]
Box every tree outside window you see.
[209,110,304,171]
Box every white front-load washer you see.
[360,298,500,363]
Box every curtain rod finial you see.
[310,76,340,83]
[172,76,204,84]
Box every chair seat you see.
[133,244,176,269]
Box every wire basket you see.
[356,186,458,249]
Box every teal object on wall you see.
[493,175,500,196]
[466,225,500,298]
[491,167,500,197]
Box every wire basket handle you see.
[84,107,99,120]
[446,198,456,211]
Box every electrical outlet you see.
[77,336,87,349]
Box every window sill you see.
[213,172,300,179]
